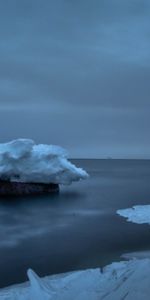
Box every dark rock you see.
[0,180,59,196]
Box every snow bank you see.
[0,139,88,185]
[117,205,150,224]
[1,259,150,299]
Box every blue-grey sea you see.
[0,159,150,288]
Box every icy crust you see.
[117,205,150,224]
[0,139,88,185]
[122,250,150,260]
[1,259,150,299]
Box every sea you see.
[0,159,150,288]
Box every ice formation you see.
[0,139,88,185]
[117,205,150,224]
[1,259,150,299]
[122,250,150,260]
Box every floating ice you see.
[117,205,150,224]
[0,139,88,185]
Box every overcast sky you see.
[0,0,150,158]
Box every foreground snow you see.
[0,139,88,185]
[0,259,150,299]
[117,205,150,224]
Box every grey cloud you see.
[0,105,149,158]
[0,0,149,157]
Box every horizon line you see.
[71,157,150,160]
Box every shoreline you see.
[0,256,150,299]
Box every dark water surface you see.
[0,159,150,288]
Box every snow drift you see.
[0,139,88,185]
[1,259,150,299]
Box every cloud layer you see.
[0,0,150,157]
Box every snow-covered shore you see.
[0,139,88,185]
[0,205,149,299]
[18,204,150,300]
[0,258,150,300]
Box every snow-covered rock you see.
[1,259,150,299]
[0,139,88,185]
[117,205,150,224]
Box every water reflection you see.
[0,190,90,248]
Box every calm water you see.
[0,159,150,288]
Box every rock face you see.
[0,180,59,196]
